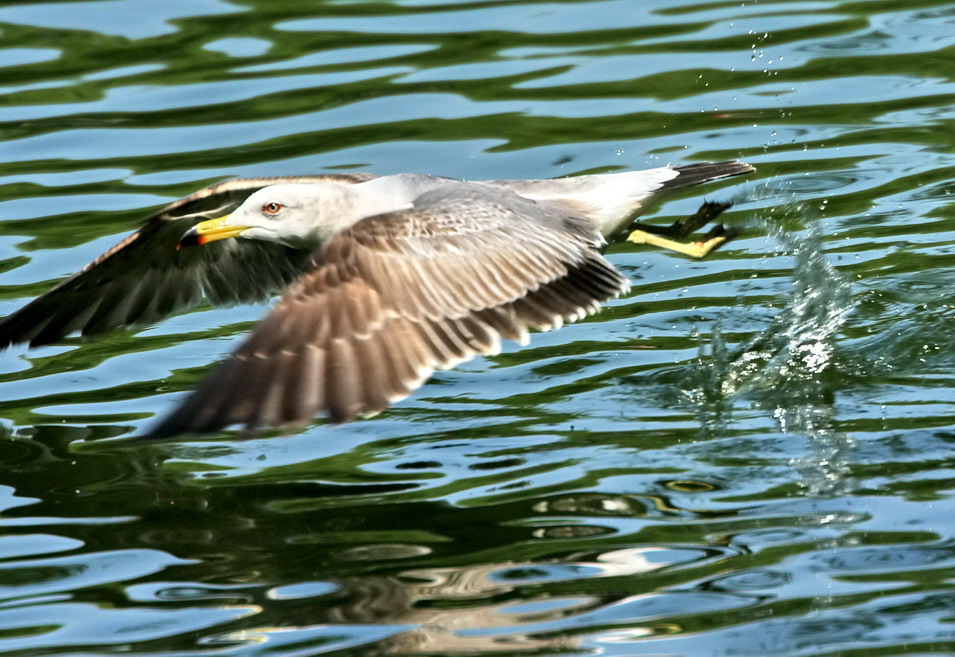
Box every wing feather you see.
[0,173,377,348]
[148,186,629,436]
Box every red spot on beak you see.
[177,227,205,250]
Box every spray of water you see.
[694,195,856,497]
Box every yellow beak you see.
[178,215,250,249]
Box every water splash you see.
[694,199,856,497]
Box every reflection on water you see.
[2,0,955,655]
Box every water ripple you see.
[1,0,955,655]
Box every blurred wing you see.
[149,185,629,437]
[0,173,378,348]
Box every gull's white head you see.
[178,182,348,250]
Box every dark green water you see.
[2,0,955,654]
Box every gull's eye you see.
[262,201,284,217]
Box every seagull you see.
[0,162,754,436]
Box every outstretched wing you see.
[148,185,629,437]
[0,173,378,348]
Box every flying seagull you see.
[0,162,754,436]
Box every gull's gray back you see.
[356,174,603,246]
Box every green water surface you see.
[2,0,955,655]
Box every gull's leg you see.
[628,224,737,258]
[627,201,737,259]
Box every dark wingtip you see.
[0,308,49,351]
[142,355,246,439]
[144,392,210,439]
